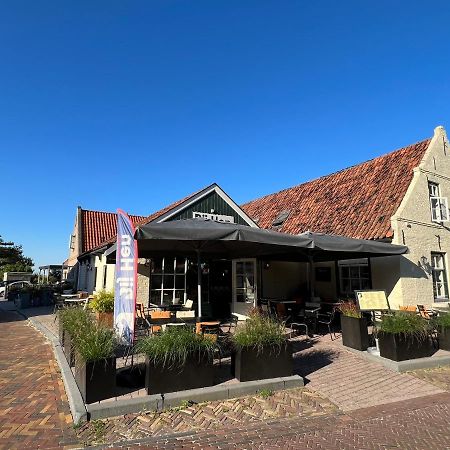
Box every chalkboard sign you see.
[355,290,390,311]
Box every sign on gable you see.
[192,211,235,223]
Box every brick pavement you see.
[0,307,79,450]
[411,366,450,391]
[90,392,450,449]
[76,388,337,447]
[292,334,444,410]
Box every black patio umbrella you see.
[297,231,408,262]
[132,219,408,314]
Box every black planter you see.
[75,356,116,403]
[63,332,75,367]
[378,333,435,361]
[145,354,214,395]
[341,315,369,351]
[234,342,293,382]
[438,327,450,351]
[58,316,65,346]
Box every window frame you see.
[431,252,449,301]
[428,181,449,223]
[150,257,188,306]
[338,258,371,297]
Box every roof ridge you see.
[242,137,431,206]
[81,208,146,218]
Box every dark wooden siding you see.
[170,192,249,225]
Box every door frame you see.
[231,258,257,318]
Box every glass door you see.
[232,259,257,317]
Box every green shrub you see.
[73,324,117,363]
[338,301,362,318]
[90,290,114,313]
[136,327,216,369]
[435,313,450,330]
[232,311,286,353]
[377,312,430,340]
[59,307,94,338]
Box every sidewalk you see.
[0,306,78,450]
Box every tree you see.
[0,236,33,278]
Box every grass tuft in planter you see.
[137,327,216,394]
[376,312,434,361]
[233,310,286,354]
[73,323,117,403]
[232,310,292,381]
[434,313,450,351]
[58,307,93,366]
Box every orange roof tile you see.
[81,210,146,253]
[241,138,431,240]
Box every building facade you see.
[66,126,450,312]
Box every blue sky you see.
[1,1,450,269]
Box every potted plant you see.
[137,327,216,394]
[376,312,435,361]
[59,307,93,366]
[434,313,450,351]
[338,301,369,351]
[232,311,292,382]
[73,323,117,403]
[90,290,114,328]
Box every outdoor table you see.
[196,321,221,334]
[61,294,78,299]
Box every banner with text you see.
[114,209,137,345]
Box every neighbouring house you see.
[65,125,450,313]
[242,125,450,309]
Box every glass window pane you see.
[360,266,369,278]
[150,291,162,304]
[151,275,162,290]
[236,276,244,288]
[163,275,174,289]
[351,279,360,292]
[152,258,163,273]
[164,258,175,274]
[236,292,245,303]
[350,266,359,278]
[175,275,185,289]
[162,291,173,305]
[174,291,184,304]
[175,258,186,274]
[340,267,349,278]
[342,278,350,293]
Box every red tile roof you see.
[241,138,431,240]
[81,210,146,253]
[80,187,208,255]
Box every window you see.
[338,259,371,295]
[428,182,449,223]
[102,266,107,289]
[150,257,187,306]
[431,253,449,300]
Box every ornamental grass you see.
[377,312,431,341]
[338,301,362,318]
[136,327,216,370]
[232,309,286,354]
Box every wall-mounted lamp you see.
[264,262,270,270]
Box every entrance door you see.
[232,259,257,318]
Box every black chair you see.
[317,307,338,340]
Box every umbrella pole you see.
[308,255,315,301]
[197,251,202,318]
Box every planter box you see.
[63,332,75,367]
[145,354,214,395]
[96,312,114,328]
[39,290,54,306]
[438,328,450,351]
[75,356,116,404]
[234,343,293,382]
[378,333,435,361]
[58,316,65,346]
[14,292,31,309]
[341,315,369,351]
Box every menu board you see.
[355,290,390,311]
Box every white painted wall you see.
[390,126,450,308]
